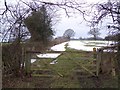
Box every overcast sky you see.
[53,0,109,39]
[0,0,109,39]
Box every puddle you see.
[31,53,61,64]
[37,53,61,58]
[31,59,36,63]
[50,59,58,64]
[51,42,68,51]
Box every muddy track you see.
[91,76,102,88]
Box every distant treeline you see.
[72,34,120,41]
[72,37,104,40]
[104,33,120,41]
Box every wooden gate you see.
[24,49,97,77]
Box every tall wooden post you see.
[25,52,31,75]
[117,2,120,88]
[0,43,2,89]
[96,49,102,76]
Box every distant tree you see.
[63,29,75,39]
[88,28,101,40]
[105,34,119,41]
[79,37,83,40]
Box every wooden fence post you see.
[96,49,102,76]
[0,43,2,89]
[25,52,31,75]
[111,52,116,76]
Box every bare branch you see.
[0,0,8,15]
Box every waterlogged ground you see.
[2,40,118,88]
[31,40,113,63]
[51,40,113,51]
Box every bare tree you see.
[0,0,30,42]
[1,0,32,77]
[90,0,120,85]
[88,27,101,40]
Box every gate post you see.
[25,51,31,75]
[96,49,103,76]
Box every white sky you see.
[53,0,109,39]
[0,0,109,39]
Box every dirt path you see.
[91,76,102,88]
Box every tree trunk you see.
[117,34,120,88]
[94,35,96,40]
